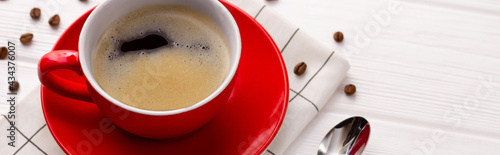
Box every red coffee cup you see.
[38,0,241,139]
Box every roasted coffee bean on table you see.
[9,81,20,92]
[49,14,60,26]
[294,62,307,75]
[20,33,33,44]
[30,8,41,19]
[0,47,7,59]
[344,84,356,95]
[334,31,344,42]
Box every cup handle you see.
[38,50,94,102]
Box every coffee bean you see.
[344,84,356,95]
[294,62,307,75]
[49,14,60,26]
[334,31,344,42]
[9,81,20,92]
[0,47,7,59]
[20,33,33,44]
[30,8,41,19]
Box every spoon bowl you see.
[318,116,370,155]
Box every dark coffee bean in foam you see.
[93,5,230,111]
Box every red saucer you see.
[41,1,288,155]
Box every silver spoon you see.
[318,116,370,155]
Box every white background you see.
[1,0,500,154]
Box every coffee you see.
[92,5,230,111]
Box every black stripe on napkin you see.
[3,115,48,155]
[255,5,267,18]
[290,89,319,112]
[281,28,300,53]
[289,51,335,106]
[266,149,276,155]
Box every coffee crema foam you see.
[92,5,230,111]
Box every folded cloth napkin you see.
[0,0,349,154]
[225,0,349,154]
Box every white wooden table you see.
[1,0,500,154]
[272,0,500,154]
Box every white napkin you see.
[0,0,349,154]
[225,0,349,154]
